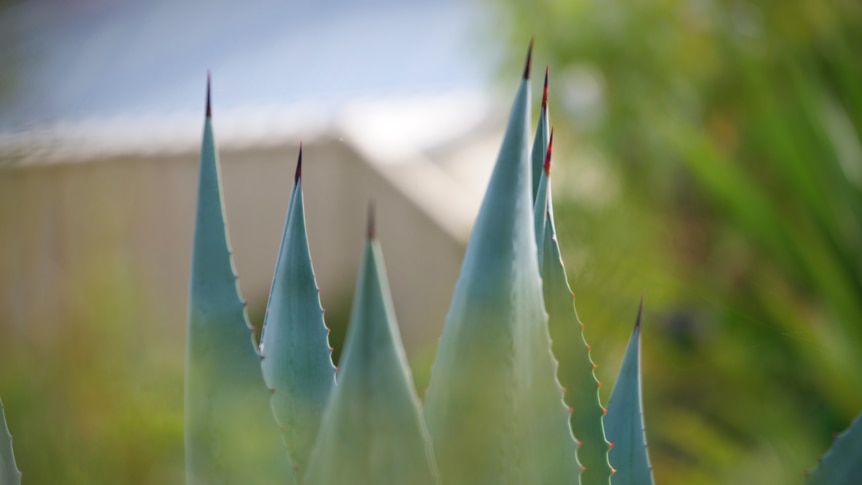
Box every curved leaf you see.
[304,223,438,485]
[260,149,336,472]
[423,44,580,484]
[806,412,862,484]
[0,399,21,485]
[605,300,654,485]
[184,77,295,484]
[538,165,612,483]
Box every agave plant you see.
[1,42,860,485]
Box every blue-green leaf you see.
[532,128,552,266]
[423,44,580,484]
[260,149,336,473]
[530,67,550,203]
[0,399,21,485]
[605,299,654,485]
[537,143,612,484]
[184,77,295,484]
[806,412,862,484]
[304,219,438,485]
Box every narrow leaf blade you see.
[304,234,438,485]
[260,151,336,473]
[424,47,580,484]
[540,181,612,484]
[806,413,862,484]
[184,81,294,484]
[0,399,21,485]
[605,301,654,485]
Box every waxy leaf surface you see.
[0,399,20,485]
[424,60,580,484]
[304,237,438,485]
[184,89,295,485]
[604,302,654,485]
[260,153,336,473]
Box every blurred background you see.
[1,0,861,483]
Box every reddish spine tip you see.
[544,127,554,175]
[576,439,583,448]
[523,38,534,80]
[611,468,617,475]
[367,201,376,240]
[568,406,574,415]
[597,380,602,388]
[580,465,586,472]
[602,406,608,415]
[542,66,549,109]
[294,143,303,183]
[608,442,615,450]
[205,70,212,118]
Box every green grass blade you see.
[605,300,654,485]
[540,178,612,483]
[260,149,336,473]
[806,413,862,484]
[304,219,438,485]
[184,77,295,484]
[424,43,580,484]
[0,399,21,485]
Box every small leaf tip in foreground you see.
[542,66,549,109]
[523,38,534,80]
[544,127,554,175]
[366,201,376,240]
[205,70,212,118]
[295,142,303,183]
[635,294,645,331]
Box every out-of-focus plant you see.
[494,0,862,483]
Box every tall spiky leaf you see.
[0,399,21,485]
[184,76,294,484]
[260,148,336,473]
[423,43,580,484]
[530,67,550,202]
[806,413,862,484]
[304,215,438,485]
[605,300,654,485]
[533,129,553,266]
[537,147,612,485]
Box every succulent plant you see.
[1,42,860,485]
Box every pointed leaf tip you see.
[295,144,303,183]
[205,71,212,118]
[635,294,644,331]
[367,201,376,240]
[542,66,549,109]
[523,38,534,80]
[544,128,554,175]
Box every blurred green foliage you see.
[0,260,185,484]
[495,0,862,483]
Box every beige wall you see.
[0,138,465,357]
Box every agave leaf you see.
[304,217,438,485]
[184,76,295,484]
[530,67,551,202]
[260,149,336,473]
[532,129,553,266]
[0,399,21,485]
[538,159,612,483]
[604,300,654,485]
[806,412,862,484]
[423,43,580,484]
